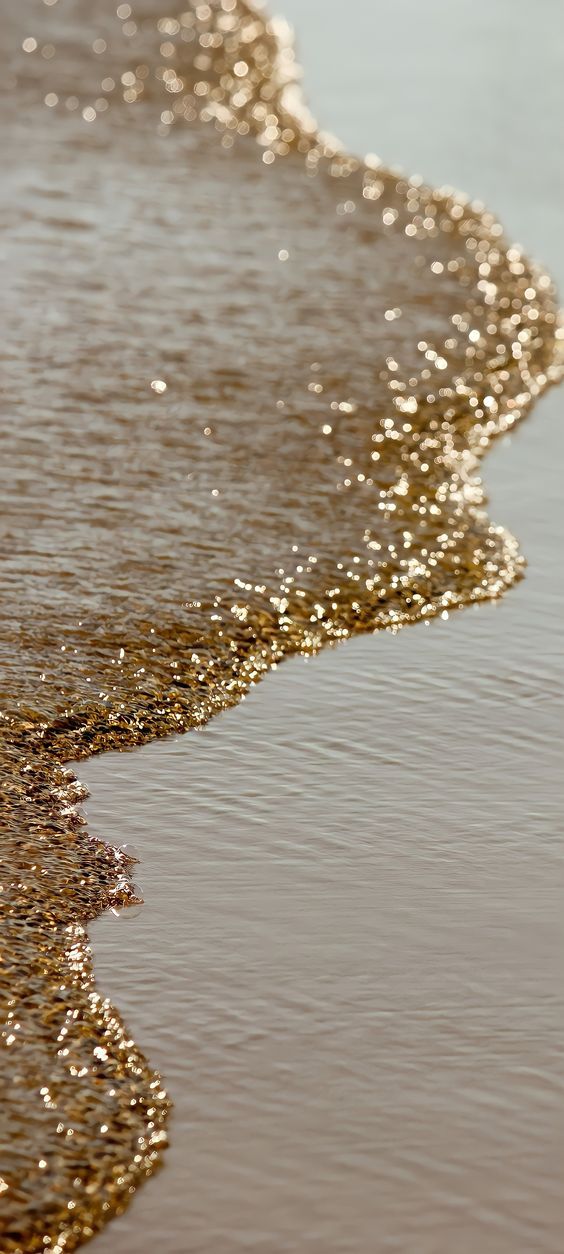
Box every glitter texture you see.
[0,1,562,1250]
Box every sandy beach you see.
[2,2,562,1251]
[78,3,564,1251]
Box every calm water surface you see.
[82,3,564,1252]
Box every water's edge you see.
[1,2,563,1251]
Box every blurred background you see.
[282,0,564,265]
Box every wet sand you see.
[85,389,564,1254]
[81,3,564,1251]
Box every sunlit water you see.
[84,3,564,1252]
[1,2,563,1252]
[88,575,564,1254]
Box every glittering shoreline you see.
[1,1,563,1250]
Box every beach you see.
[81,3,564,1251]
[1,1,562,1251]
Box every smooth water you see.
[87,4,564,1252]
[1,2,562,1251]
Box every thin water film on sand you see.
[0,1,562,1250]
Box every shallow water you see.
[86,385,564,1254]
[1,1,563,1251]
[88,581,564,1253]
[83,4,564,1252]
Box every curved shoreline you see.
[1,1,563,1251]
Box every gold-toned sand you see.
[1,2,562,1250]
